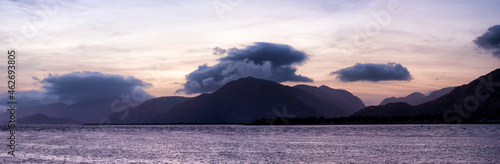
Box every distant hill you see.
[18,113,80,124]
[379,87,455,106]
[0,98,138,124]
[379,92,425,106]
[421,87,456,103]
[293,85,365,115]
[108,96,191,124]
[148,77,351,124]
[354,68,500,121]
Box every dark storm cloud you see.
[331,63,412,82]
[219,42,309,66]
[177,42,313,94]
[41,71,153,103]
[474,25,500,58]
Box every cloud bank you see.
[1,72,154,108]
[41,71,153,103]
[0,90,58,108]
[474,25,500,58]
[331,63,412,82]
[177,42,313,94]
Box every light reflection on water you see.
[1,124,499,163]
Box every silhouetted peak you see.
[407,92,425,98]
[30,113,48,118]
[18,113,80,124]
[219,77,281,90]
[492,68,500,74]
[235,76,261,81]
[319,85,331,89]
[384,102,413,107]
[319,85,351,95]
[295,84,316,88]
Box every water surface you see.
[1,124,499,163]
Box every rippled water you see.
[1,124,499,163]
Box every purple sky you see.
[1,0,500,105]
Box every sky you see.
[1,0,500,106]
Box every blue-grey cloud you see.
[0,90,58,108]
[219,42,309,66]
[41,71,153,104]
[213,47,227,55]
[177,42,313,94]
[0,72,154,112]
[331,63,412,82]
[474,25,500,58]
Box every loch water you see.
[1,124,499,163]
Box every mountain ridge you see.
[151,77,351,123]
[354,68,500,122]
[18,113,80,124]
[379,87,455,106]
[293,85,365,115]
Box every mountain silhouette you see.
[354,68,500,121]
[379,92,425,106]
[0,98,129,124]
[293,85,365,115]
[420,87,456,103]
[108,96,191,124]
[8,68,495,124]
[2,77,363,124]
[18,113,80,124]
[379,87,455,105]
[147,77,351,123]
